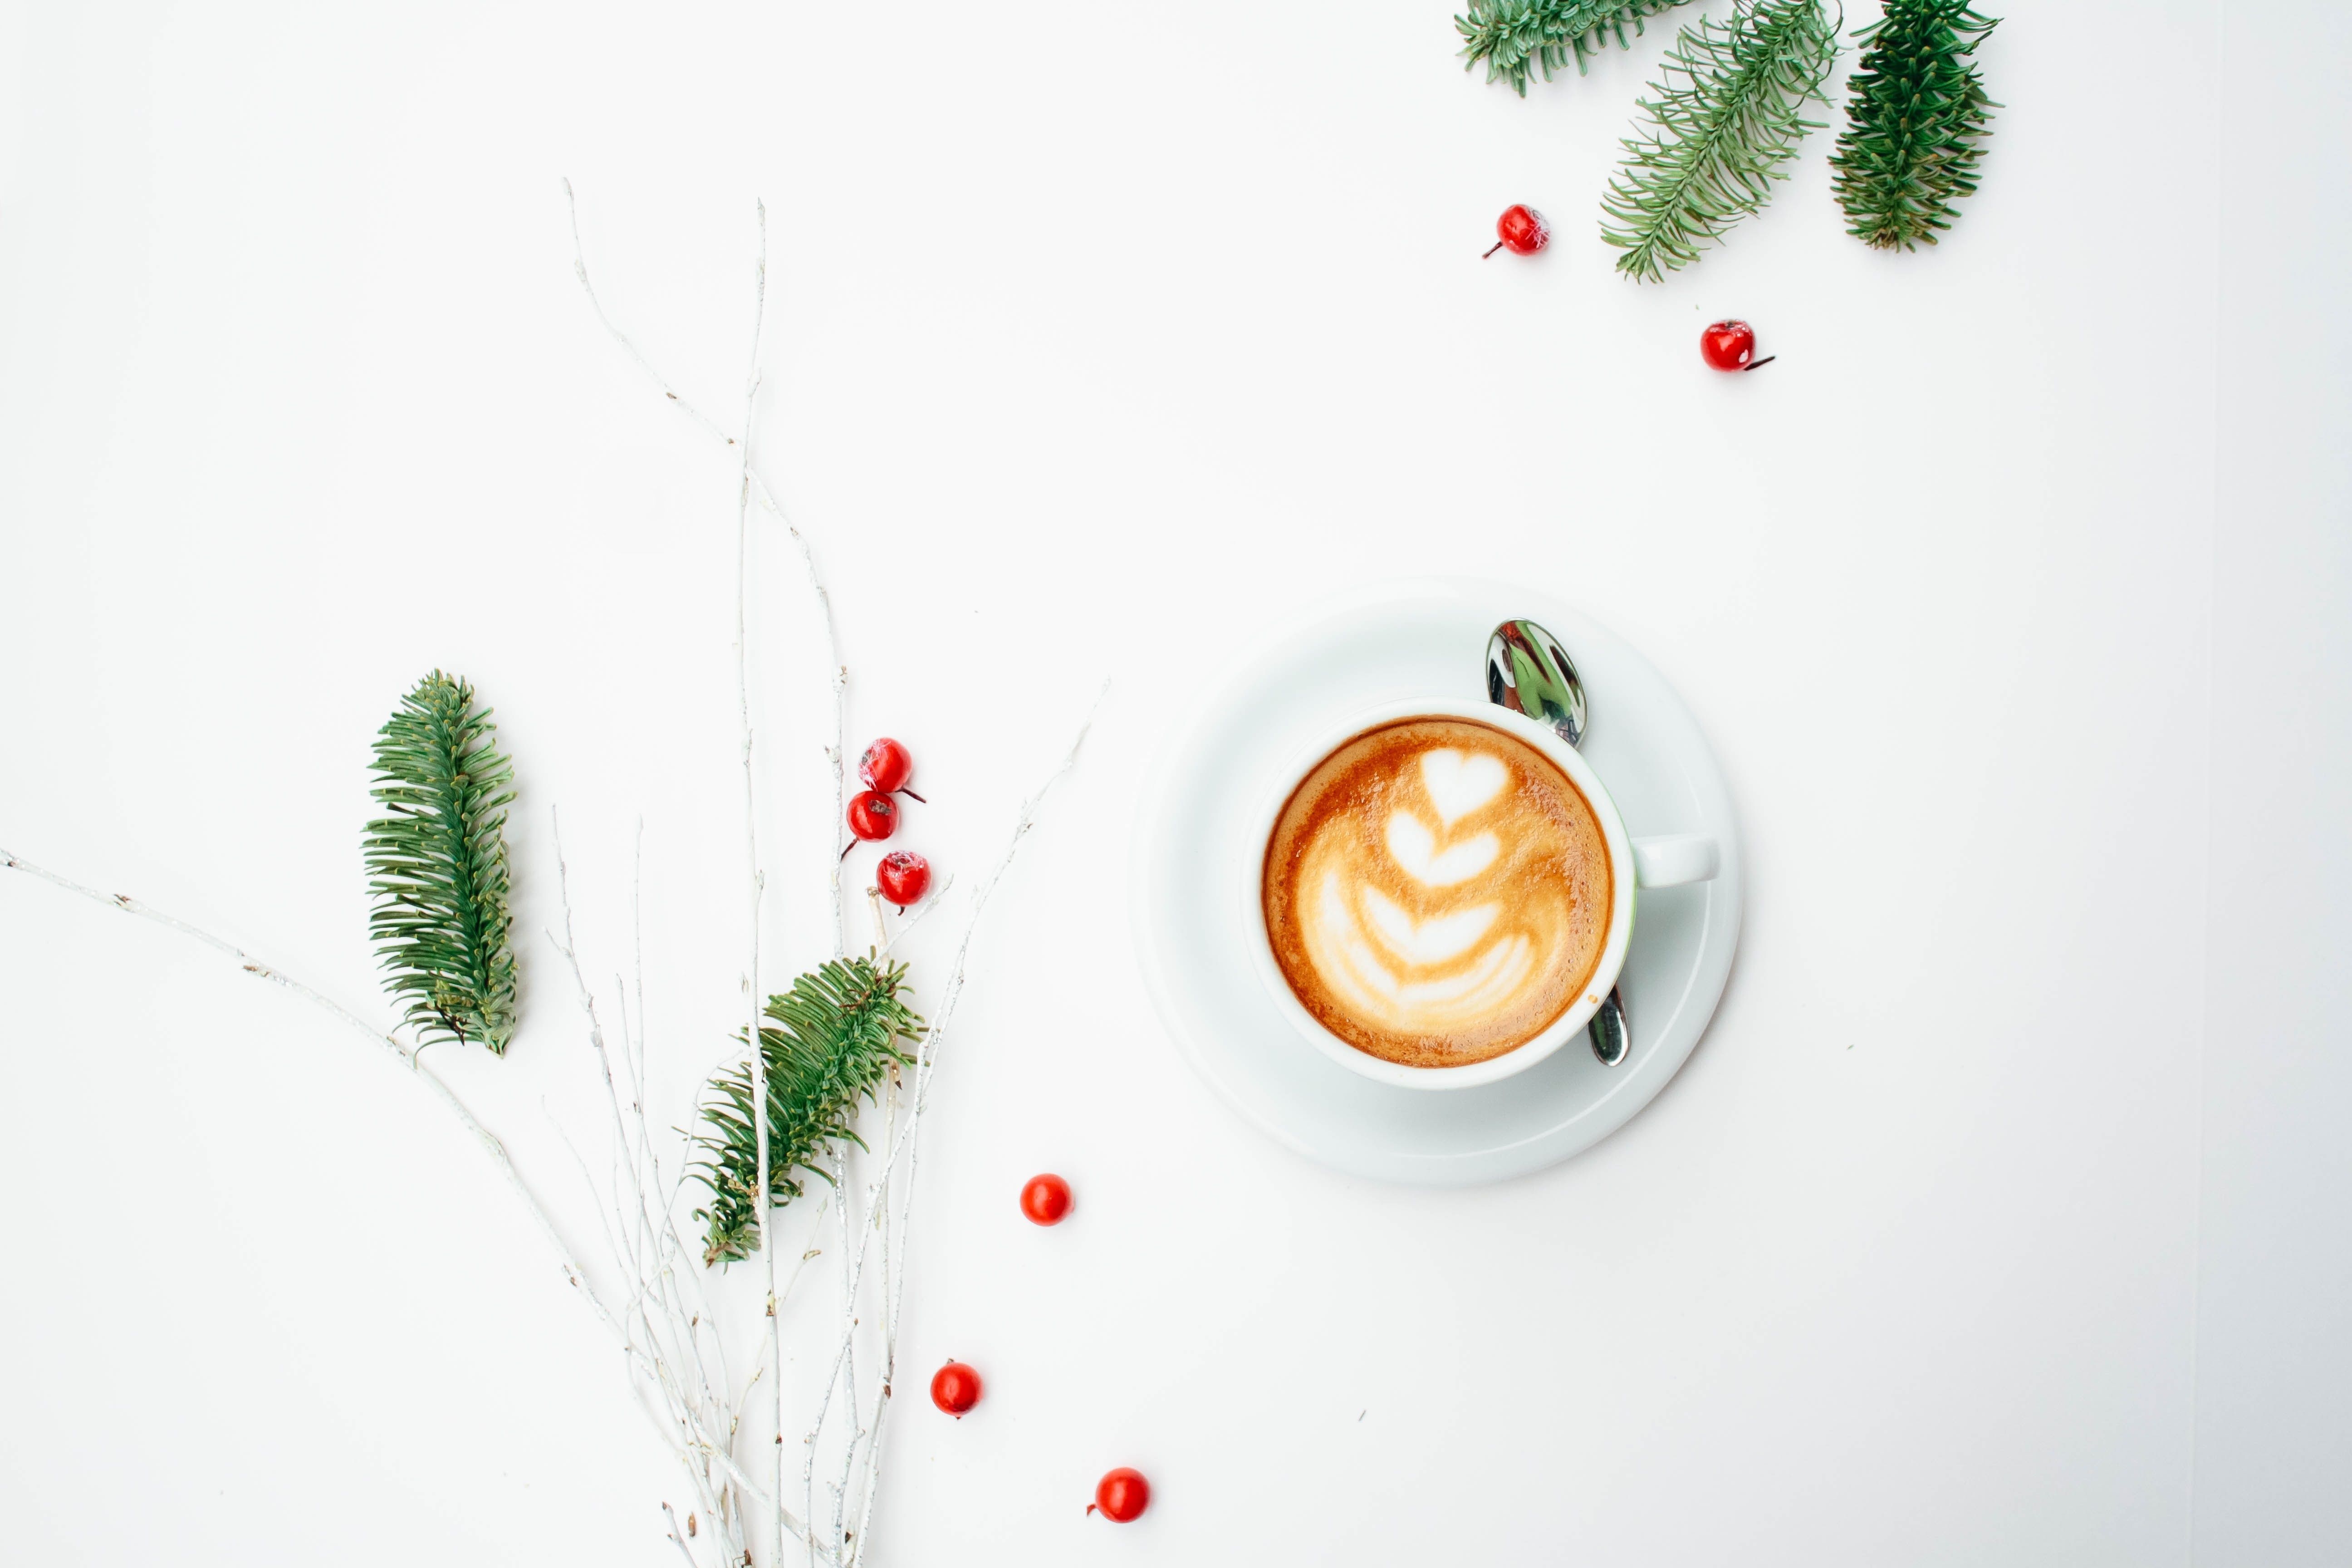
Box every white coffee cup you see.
[1243,697,1719,1090]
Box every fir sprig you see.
[1455,0,1696,96]
[363,672,519,1053]
[1600,0,1841,281]
[1830,0,1998,250]
[691,956,922,1267]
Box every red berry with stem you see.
[1484,205,1550,259]
[876,851,930,908]
[930,1361,982,1417]
[1700,319,1775,372]
[1020,1173,1073,1226]
[1088,1468,1151,1523]
[847,790,898,842]
[858,738,924,800]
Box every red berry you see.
[1700,319,1774,372]
[859,738,914,794]
[1020,1173,1072,1226]
[930,1361,982,1417]
[847,790,898,841]
[1484,204,1550,259]
[1089,1468,1150,1523]
[876,851,930,907]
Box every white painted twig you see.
[552,824,851,1564]
[567,185,1105,1566]
[661,1502,702,1568]
[792,701,1104,1563]
[568,189,795,1564]
[833,696,1103,1560]
[550,882,742,1550]
[875,874,956,956]
[563,179,736,450]
[833,1139,860,1559]
[722,196,794,1568]
[565,181,847,968]
[3,838,794,1552]
[780,511,850,959]
[0,847,611,1316]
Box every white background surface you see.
[1,2,2344,1564]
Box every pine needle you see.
[363,672,519,1053]
[1455,0,1696,96]
[1600,0,1841,282]
[690,956,922,1267]
[1830,0,1998,250]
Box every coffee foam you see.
[1261,717,1612,1068]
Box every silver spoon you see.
[1486,619,1630,1067]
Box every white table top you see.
[4,3,2347,1563]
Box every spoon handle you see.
[1486,616,1631,1069]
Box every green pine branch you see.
[691,956,923,1268]
[1600,0,1841,282]
[363,672,519,1054]
[1455,0,1696,96]
[1830,0,1998,250]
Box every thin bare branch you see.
[564,178,735,449]
[1,846,610,1316]
[661,1503,703,1568]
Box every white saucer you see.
[1131,578,1744,1186]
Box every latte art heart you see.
[1383,812,1498,886]
[1356,885,1498,965]
[1420,749,1508,824]
[1262,716,1613,1069]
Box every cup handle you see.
[1631,834,1720,888]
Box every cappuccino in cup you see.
[1260,715,1612,1068]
